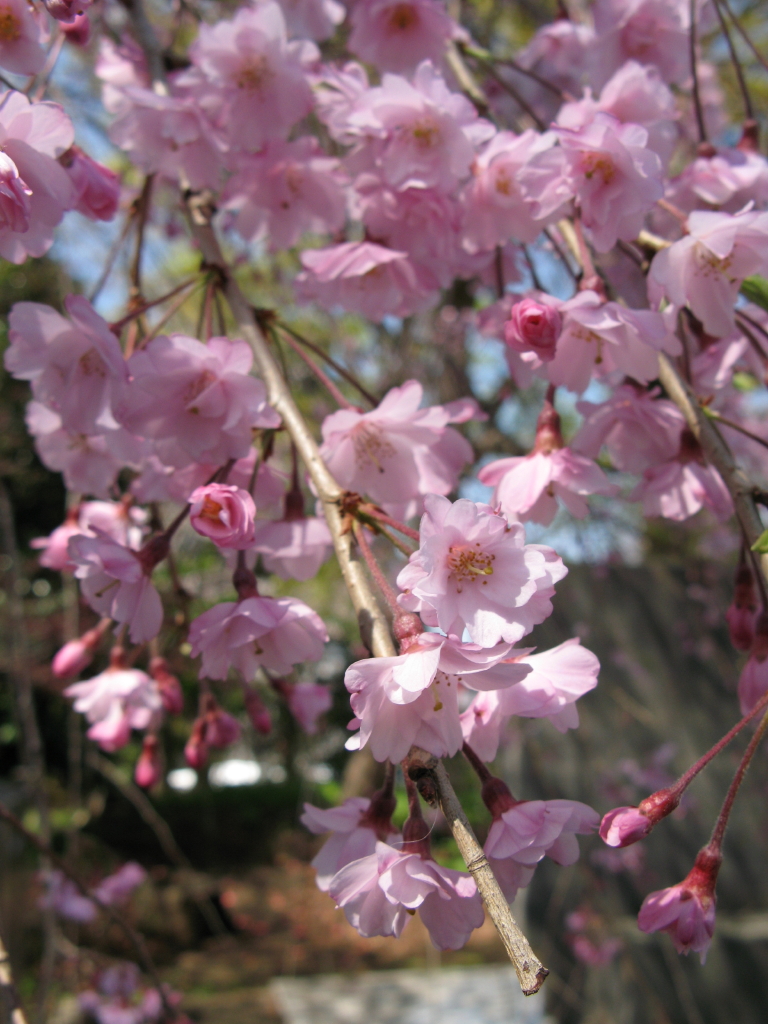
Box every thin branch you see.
[711,0,755,120]
[87,752,227,936]
[717,0,768,75]
[110,276,201,331]
[689,0,708,142]
[275,319,378,406]
[0,801,176,1021]
[706,409,768,452]
[276,325,356,410]
[406,748,549,996]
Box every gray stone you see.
[271,966,548,1024]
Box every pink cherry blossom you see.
[109,86,223,191]
[648,209,768,338]
[68,533,163,644]
[484,797,599,868]
[345,60,493,192]
[39,871,97,923]
[397,495,567,645]
[297,240,435,321]
[92,862,147,905]
[516,19,595,102]
[243,687,271,734]
[0,92,77,262]
[545,292,681,394]
[285,682,332,734]
[222,138,347,250]
[301,796,400,890]
[52,621,110,680]
[251,516,332,581]
[25,402,144,499]
[461,639,599,759]
[189,483,256,549]
[344,632,531,761]
[327,842,410,939]
[354,178,467,289]
[149,657,184,715]
[279,0,345,40]
[348,0,455,74]
[60,146,120,221]
[116,335,279,468]
[665,148,768,218]
[0,0,45,74]
[329,841,484,949]
[637,847,720,961]
[553,113,664,253]
[462,130,561,252]
[573,384,685,473]
[479,446,617,527]
[188,594,328,680]
[189,1,316,153]
[320,381,477,519]
[6,296,127,435]
[558,61,677,165]
[630,430,733,522]
[65,652,162,751]
[504,296,562,361]
[591,0,694,87]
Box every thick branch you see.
[407,749,549,995]
[656,353,768,582]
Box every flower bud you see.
[149,657,184,715]
[189,483,256,550]
[52,621,108,680]
[600,785,681,848]
[244,688,272,735]
[184,718,208,770]
[504,298,562,361]
[62,12,90,45]
[60,146,118,220]
[726,561,757,652]
[135,735,162,789]
[203,698,241,749]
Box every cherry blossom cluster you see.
[4,0,768,983]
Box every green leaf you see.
[751,529,768,554]
[740,275,768,313]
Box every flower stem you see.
[689,0,708,143]
[353,520,400,616]
[462,740,493,783]
[709,707,768,852]
[277,325,358,410]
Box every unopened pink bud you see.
[600,786,681,848]
[532,398,564,454]
[60,146,118,219]
[52,638,93,680]
[726,562,757,652]
[184,719,208,770]
[599,806,652,847]
[149,657,184,715]
[135,736,162,789]
[480,775,518,819]
[189,484,256,550]
[62,12,90,45]
[52,622,107,680]
[244,689,272,735]
[203,700,241,749]
[504,298,562,361]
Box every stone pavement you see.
[272,966,549,1024]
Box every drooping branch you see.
[406,748,549,996]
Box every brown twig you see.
[689,0,708,142]
[406,748,549,995]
